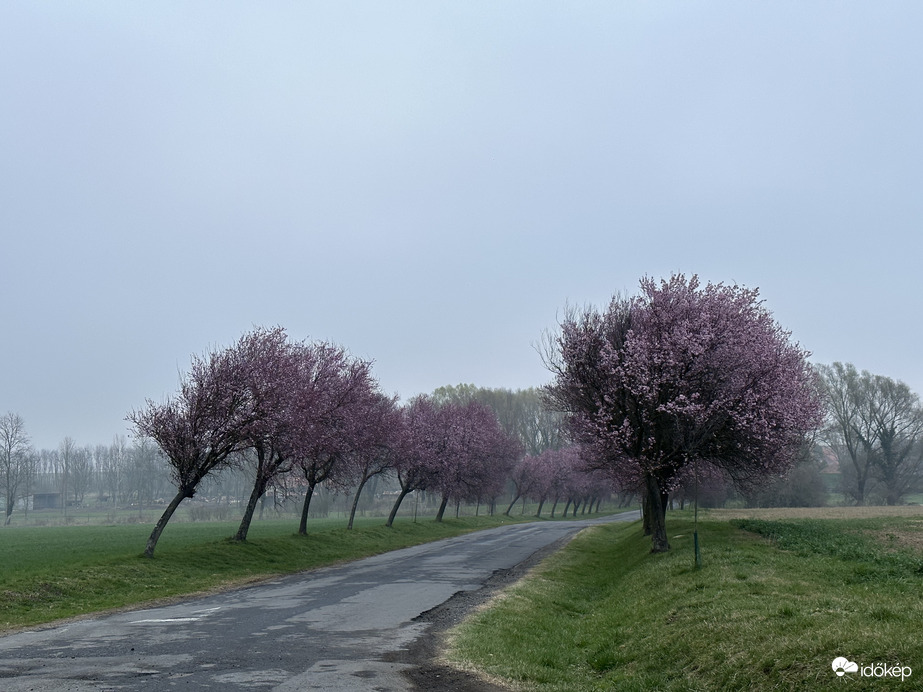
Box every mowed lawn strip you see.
[446,515,923,691]
[0,514,550,633]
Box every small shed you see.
[31,493,62,510]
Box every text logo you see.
[832,657,858,676]
[832,657,912,681]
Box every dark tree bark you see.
[144,488,191,558]
[434,494,450,522]
[235,476,267,541]
[645,474,670,553]
[347,475,372,530]
[298,482,317,535]
[504,492,521,516]
[386,486,412,527]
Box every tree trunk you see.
[550,497,558,518]
[298,481,317,535]
[535,498,545,517]
[562,499,571,517]
[144,489,189,558]
[434,495,449,522]
[645,474,670,553]
[234,475,268,542]
[386,486,411,527]
[504,492,521,516]
[347,475,371,530]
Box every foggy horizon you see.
[2,2,922,450]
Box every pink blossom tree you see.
[504,454,541,516]
[432,401,520,522]
[385,396,445,527]
[128,330,269,557]
[544,274,823,552]
[338,390,400,530]
[232,328,298,542]
[289,344,376,535]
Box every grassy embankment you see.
[447,507,923,691]
[0,508,615,634]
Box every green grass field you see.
[447,511,923,691]
[0,514,541,632]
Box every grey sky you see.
[2,2,921,450]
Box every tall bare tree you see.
[819,363,923,505]
[59,436,77,517]
[818,363,876,504]
[863,375,923,505]
[0,412,35,525]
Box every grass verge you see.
[0,513,549,633]
[446,515,923,691]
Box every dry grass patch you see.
[862,519,923,554]
[708,505,923,521]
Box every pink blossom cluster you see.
[545,274,823,550]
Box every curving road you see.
[0,512,637,691]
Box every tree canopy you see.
[544,274,823,551]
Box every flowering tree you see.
[432,401,520,522]
[544,274,822,552]
[232,328,298,542]
[504,454,541,515]
[128,331,266,557]
[385,396,445,527]
[289,344,377,535]
[339,391,399,530]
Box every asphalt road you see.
[0,512,638,691]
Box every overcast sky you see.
[2,2,921,450]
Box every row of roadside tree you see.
[4,275,922,556]
[124,327,619,557]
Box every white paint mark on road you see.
[132,606,221,624]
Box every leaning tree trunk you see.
[144,489,191,558]
[504,492,521,516]
[347,475,372,530]
[535,498,545,517]
[434,494,450,522]
[298,481,318,535]
[645,474,670,553]
[234,475,268,542]
[386,486,412,527]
